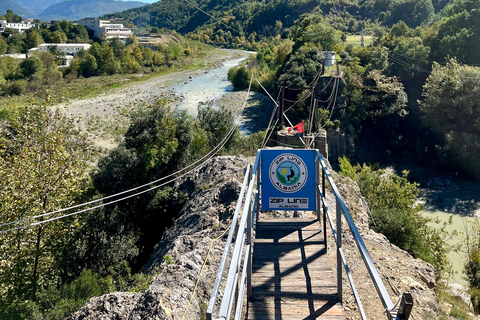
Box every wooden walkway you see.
[247,218,345,320]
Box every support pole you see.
[323,169,327,249]
[280,87,284,127]
[336,198,342,303]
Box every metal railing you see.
[206,151,260,320]
[207,149,412,320]
[316,150,412,320]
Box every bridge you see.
[206,149,413,320]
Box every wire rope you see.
[180,0,243,35]
[180,226,230,320]
[1,72,255,235]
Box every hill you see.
[0,0,33,17]
[12,0,63,15]
[38,0,146,21]
[103,0,321,35]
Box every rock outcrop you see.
[68,155,441,320]
[67,155,248,320]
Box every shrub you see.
[339,157,449,277]
[4,80,26,96]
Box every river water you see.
[173,58,245,116]
[421,210,476,285]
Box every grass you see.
[344,35,373,47]
[437,282,474,319]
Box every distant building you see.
[0,53,27,60]
[0,20,35,33]
[77,18,133,40]
[32,43,91,55]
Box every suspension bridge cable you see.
[1,74,255,234]
[306,76,340,148]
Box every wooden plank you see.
[248,218,344,320]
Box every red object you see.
[288,120,304,134]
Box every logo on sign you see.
[269,153,308,193]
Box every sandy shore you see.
[52,49,254,149]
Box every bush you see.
[339,157,449,277]
[4,80,26,96]
[227,66,251,90]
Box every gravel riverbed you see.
[52,49,257,149]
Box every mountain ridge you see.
[0,0,33,17]
[38,0,147,21]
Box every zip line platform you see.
[247,218,344,320]
[207,150,414,320]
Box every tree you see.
[0,106,93,304]
[227,65,251,90]
[24,28,43,49]
[78,52,98,77]
[0,36,7,55]
[51,30,67,44]
[419,59,480,177]
[390,37,431,80]
[20,55,42,78]
[289,14,342,50]
[47,45,67,65]
[428,1,480,64]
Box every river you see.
[173,57,245,116]
[421,210,477,286]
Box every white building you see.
[77,18,133,40]
[29,43,92,56]
[0,20,35,33]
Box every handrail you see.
[207,150,261,320]
[206,164,252,319]
[208,149,412,320]
[316,150,412,320]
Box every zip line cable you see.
[389,49,480,67]
[180,0,243,36]
[0,94,251,231]
[0,74,255,235]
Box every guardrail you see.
[207,149,413,320]
[316,150,413,319]
[206,151,261,320]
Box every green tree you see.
[0,106,93,304]
[89,43,119,75]
[419,59,480,177]
[20,55,42,78]
[0,36,7,55]
[390,37,431,80]
[339,157,448,277]
[78,52,98,77]
[51,30,67,44]
[227,65,251,90]
[24,28,44,49]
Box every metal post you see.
[256,157,261,225]
[322,169,327,249]
[316,158,321,222]
[336,198,342,303]
[247,195,253,298]
[280,87,284,127]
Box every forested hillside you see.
[38,0,147,21]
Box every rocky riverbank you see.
[52,49,255,150]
